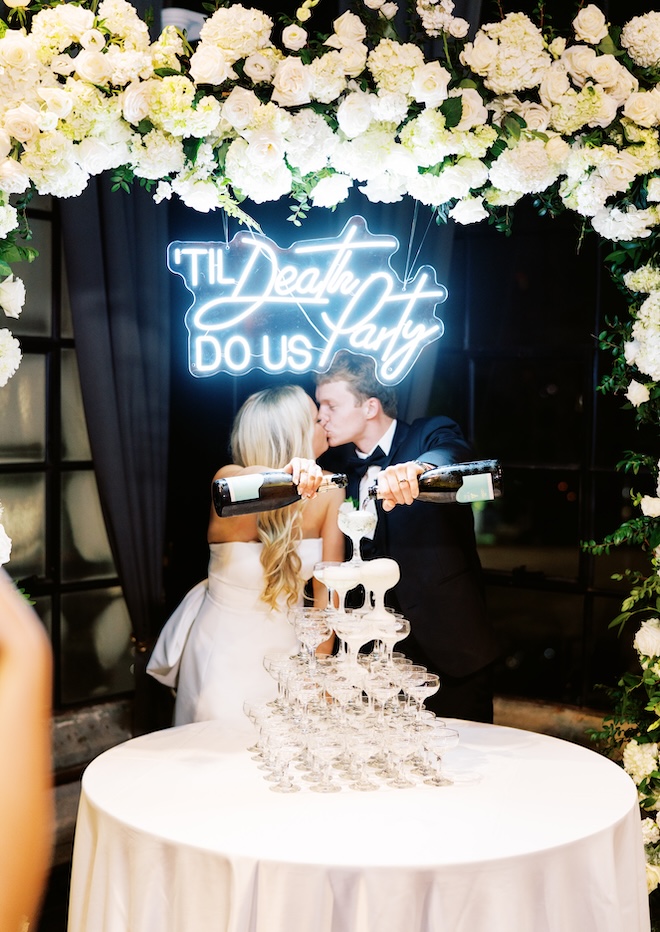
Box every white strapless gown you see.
[147,539,322,742]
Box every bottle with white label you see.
[367,460,502,504]
[213,471,348,517]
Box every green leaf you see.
[440,95,463,130]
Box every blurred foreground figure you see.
[0,569,53,932]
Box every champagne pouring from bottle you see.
[213,470,348,517]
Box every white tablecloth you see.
[67,719,650,932]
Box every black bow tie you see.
[347,445,388,483]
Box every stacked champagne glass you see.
[244,504,460,794]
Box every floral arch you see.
[0,0,660,891]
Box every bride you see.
[147,385,345,739]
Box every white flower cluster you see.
[0,501,11,566]
[623,737,659,786]
[0,0,659,388]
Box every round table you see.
[67,719,650,932]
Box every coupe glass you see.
[322,562,364,612]
[267,730,302,793]
[361,558,400,620]
[346,731,381,791]
[405,672,440,724]
[423,726,460,786]
[337,508,377,564]
[373,613,410,665]
[309,732,344,793]
[312,561,338,612]
[288,607,332,672]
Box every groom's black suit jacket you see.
[322,416,500,679]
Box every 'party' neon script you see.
[168,216,447,385]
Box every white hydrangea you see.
[29,4,95,64]
[0,203,19,239]
[367,39,425,95]
[97,0,150,51]
[331,123,398,182]
[621,12,660,68]
[549,84,618,135]
[489,137,565,195]
[309,51,347,105]
[624,264,660,295]
[129,128,185,180]
[360,172,407,203]
[642,817,660,847]
[284,111,337,175]
[198,5,273,64]
[148,76,221,138]
[623,738,659,785]
[460,13,551,94]
[417,0,469,39]
[19,129,89,196]
[626,291,660,380]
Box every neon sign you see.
[168,216,447,385]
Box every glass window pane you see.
[477,467,580,580]
[61,349,91,461]
[0,473,45,579]
[61,249,73,339]
[13,218,52,338]
[61,471,115,581]
[489,586,585,704]
[473,358,586,464]
[0,353,45,463]
[60,588,133,703]
[589,471,655,590]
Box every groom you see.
[315,351,500,723]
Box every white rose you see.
[282,25,307,51]
[221,86,259,131]
[0,158,31,195]
[573,5,609,44]
[243,51,278,84]
[623,92,660,129]
[271,57,312,107]
[38,87,73,120]
[588,55,622,91]
[310,173,352,208]
[3,0,29,7]
[0,274,25,319]
[327,11,366,49]
[247,129,285,169]
[339,44,368,78]
[460,32,497,73]
[380,2,398,18]
[0,32,36,70]
[0,329,21,388]
[0,131,10,160]
[190,45,235,86]
[75,137,119,175]
[561,45,597,86]
[3,104,40,144]
[337,91,372,138]
[410,62,450,108]
[539,63,571,106]
[519,101,550,131]
[634,618,660,658]
[647,864,660,895]
[0,521,11,566]
[121,81,153,125]
[452,87,488,130]
[74,49,112,85]
[625,379,650,406]
[641,497,660,519]
[80,28,106,52]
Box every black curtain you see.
[60,176,171,734]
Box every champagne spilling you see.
[367,460,502,504]
[213,471,348,517]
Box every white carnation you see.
[0,329,22,387]
[310,173,352,208]
[449,196,489,224]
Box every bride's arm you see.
[0,571,53,932]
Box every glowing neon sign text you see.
[168,216,447,385]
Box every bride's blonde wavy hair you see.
[230,385,315,611]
